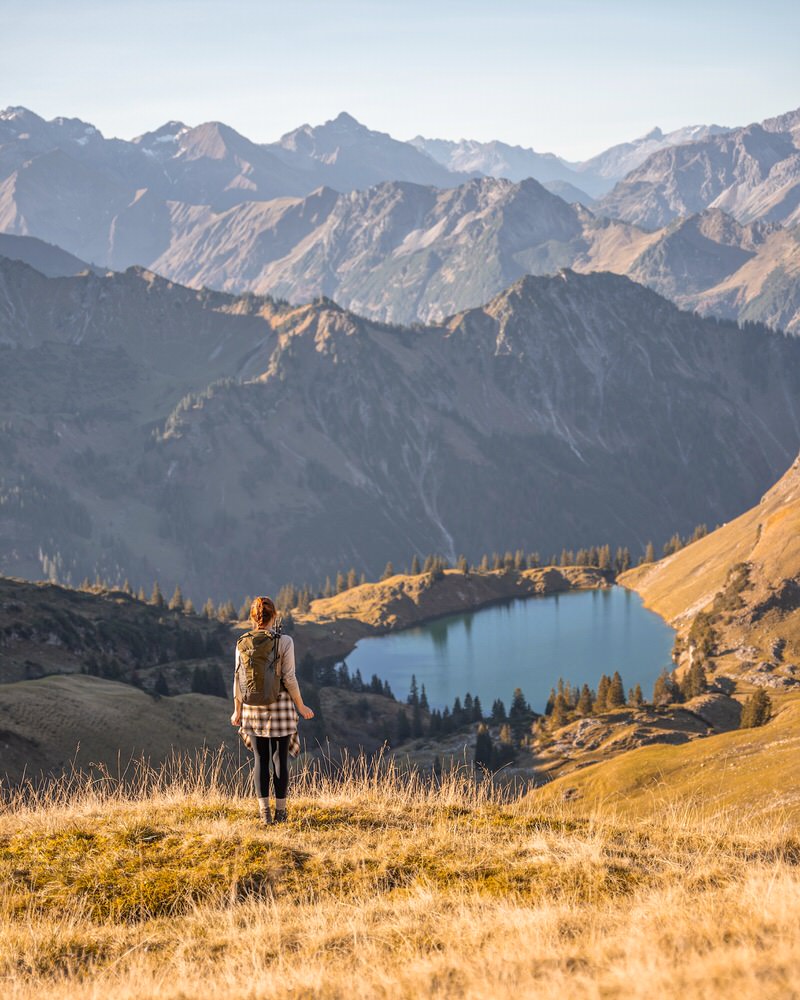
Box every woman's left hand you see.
[230,711,241,726]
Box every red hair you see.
[250,596,276,630]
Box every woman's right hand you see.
[230,711,241,726]
[299,704,315,720]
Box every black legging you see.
[251,735,290,799]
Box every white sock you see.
[275,798,287,811]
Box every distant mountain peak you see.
[330,111,364,129]
[643,126,664,141]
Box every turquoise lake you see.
[345,586,675,712]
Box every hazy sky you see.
[3,0,798,159]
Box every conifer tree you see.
[184,598,195,616]
[346,567,358,590]
[550,692,569,729]
[607,671,626,707]
[423,555,434,573]
[137,586,147,602]
[529,552,541,568]
[168,585,184,611]
[740,688,771,729]
[577,683,594,715]
[238,596,252,620]
[419,684,430,712]
[202,598,216,619]
[514,549,525,571]
[479,554,490,573]
[323,576,333,598]
[652,667,680,706]
[457,554,468,573]
[411,554,421,575]
[396,709,411,742]
[335,571,346,594]
[407,675,420,707]
[359,572,367,586]
[150,581,164,608]
[154,671,170,696]
[122,579,132,595]
[643,541,655,564]
[472,695,483,721]
[595,674,611,712]
[492,552,503,570]
[490,698,507,723]
[381,562,394,581]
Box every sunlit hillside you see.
[621,451,800,676]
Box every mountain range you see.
[410,122,730,197]
[3,104,798,332]
[2,256,799,602]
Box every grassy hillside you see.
[1,759,799,998]
[536,694,800,821]
[620,452,800,678]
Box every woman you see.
[231,596,314,824]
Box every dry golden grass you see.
[2,752,800,999]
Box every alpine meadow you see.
[3,2,800,997]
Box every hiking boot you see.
[258,806,272,826]
[273,809,288,823]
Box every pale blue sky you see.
[2,0,798,159]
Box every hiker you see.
[231,595,314,825]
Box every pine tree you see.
[652,667,680,706]
[122,579,132,595]
[411,554,421,575]
[323,576,333,599]
[150,581,164,608]
[528,552,541,568]
[359,573,367,586]
[607,671,626,707]
[490,698,507,723]
[479,554,490,573]
[336,571,346,593]
[168,585,184,611]
[154,671,170,696]
[202,598,216,619]
[457,554,468,573]
[632,683,644,706]
[740,688,771,729]
[514,549,525,571]
[643,541,655,564]
[594,674,610,712]
[381,562,394,581]
[184,598,195,616]
[136,586,147,602]
[217,600,236,621]
[472,695,483,721]
[492,552,502,570]
[396,709,411,742]
[407,674,420,707]
[680,660,708,701]
[550,692,569,729]
[577,683,594,715]
[419,684,429,712]
[238,596,252,620]
[346,567,358,590]
[508,687,532,739]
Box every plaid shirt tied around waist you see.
[240,693,300,757]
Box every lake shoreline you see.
[290,566,615,668]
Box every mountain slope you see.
[621,453,800,682]
[2,259,800,600]
[596,113,800,229]
[149,176,588,324]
